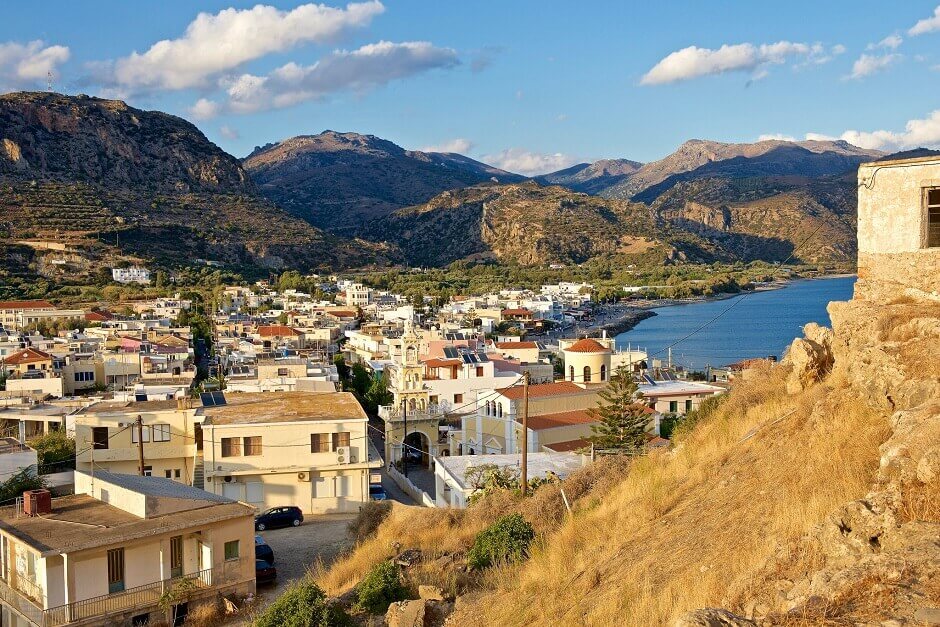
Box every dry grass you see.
[183,599,223,627]
[454,365,890,626]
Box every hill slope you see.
[317,295,940,626]
[242,131,524,233]
[0,92,385,275]
[535,158,644,194]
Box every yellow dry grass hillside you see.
[318,363,891,626]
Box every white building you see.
[111,267,151,284]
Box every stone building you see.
[856,155,940,302]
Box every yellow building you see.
[201,392,381,515]
[559,337,615,384]
[0,471,255,627]
[73,399,201,484]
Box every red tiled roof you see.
[543,438,590,452]
[501,308,533,316]
[525,409,598,431]
[258,325,302,337]
[497,381,586,400]
[425,358,462,368]
[565,338,609,353]
[3,348,52,365]
[0,300,54,310]
[325,309,357,318]
[84,311,112,322]
[494,341,537,349]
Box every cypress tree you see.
[587,365,651,451]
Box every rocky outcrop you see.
[781,322,835,393]
[674,609,756,627]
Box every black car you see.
[255,559,277,585]
[254,535,274,564]
[255,506,303,531]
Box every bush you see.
[28,430,75,473]
[253,578,349,627]
[467,513,535,570]
[347,501,392,543]
[356,560,407,614]
[672,394,727,440]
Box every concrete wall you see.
[857,158,940,302]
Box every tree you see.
[364,373,393,414]
[350,363,372,397]
[333,354,350,382]
[28,430,75,473]
[587,365,651,451]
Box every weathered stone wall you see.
[856,158,940,302]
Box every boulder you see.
[674,608,756,626]
[418,585,446,601]
[385,600,426,627]
[916,445,940,484]
[914,608,940,626]
[782,325,834,393]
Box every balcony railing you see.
[0,559,250,626]
[378,403,444,422]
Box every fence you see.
[387,465,436,507]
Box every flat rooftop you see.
[77,399,185,414]
[0,472,252,557]
[203,391,367,425]
[438,452,585,491]
[638,380,725,397]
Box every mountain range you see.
[0,91,912,281]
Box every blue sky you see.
[2,1,939,173]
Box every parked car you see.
[369,484,387,501]
[255,535,274,564]
[255,559,277,584]
[254,506,303,531]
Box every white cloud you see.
[481,148,579,176]
[217,41,458,114]
[831,44,847,55]
[219,125,239,140]
[107,1,384,90]
[868,34,903,50]
[640,41,832,85]
[421,138,473,154]
[188,98,221,120]
[909,5,940,36]
[555,113,568,122]
[804,132,838,141]
[813,110,940,152]
[757,133,796,141]
[847,53,901,79]
[0,40,70,88]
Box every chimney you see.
[23,489,52,516]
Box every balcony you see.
[0,559,251,626]
[378,403,444,423]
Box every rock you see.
[674,608,756,626]
[914,608,940,625]
[916,446,940,484]
[419,585,446,601]
[782,328,834,393]
[395,548,423,568]
[385,600,426,627]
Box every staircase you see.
[193,457,205,490]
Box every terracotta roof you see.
[258,325,302,337]
[494,341,538,349]
[501,308,533,316]
[497,381,586,400]
[425,358,462,368]
[543,438,590,452]
[3,348,52,365]
[0,300,54,310]
[324,308,357,318]
[565,338,610,353]
[525,409,598,431]
[84,311,112,322]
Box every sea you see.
[615,276,857,370]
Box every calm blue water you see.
[615,276,856,369]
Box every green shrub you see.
[356,560,407,614]
[28,430,75,473]
[673,394,727,440]
[347,500,392,543]
[253,578,349,627]
[467,513,535,570]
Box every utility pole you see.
[135,415,146,476]
[401,400,408,478]
[520,371,530,496]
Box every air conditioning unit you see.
[335,446,351,464]
[297,472,310,482]
[222,476,233,483]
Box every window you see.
[174,469,181,479]
[107,548,125,593]
[223,540,239,561]
[569,365,574,381]
[497,404,503,418]
[243,436,262,456]
[73,371,94,382]
[170,536,183,578]
[277,367,289,376]
[143,465,153,477]
[669,400,678,413]
[131,426,150,443]
[685,399,693,413]
[311,433,331,453]
[220,437,241,457]
[152,424,171,442]
[165,470,172,478]
[335,475,352,497]
[475,366,483,377]
[332,432,350,450]
[92,427,109,450]
[927,188,940,248]
[600,365,607,382]
[312,476,334,498]
[454,393,463,404]
[583,366,592,383]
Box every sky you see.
[1,1,939,175]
